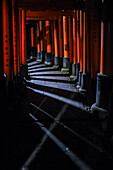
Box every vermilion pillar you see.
[2,0,13,81]
[72,11,77,76]
[85,0,91,76]
[22,10,26,65]
[45,20,52,65]
[90,1,100,80]
[62,16,69,70]
[19,9,22,64]
[12,0,17,75]
[43,22,47,61]
[51,21,55,63]
[17,15,20,74]
[58,16,63,67]
[90,0,100,101]
[79,10,83,72]
[92,1,113,112]
[79,11,87,92]
[68,16,73,74]
[54,20,59,66]
[0,1,3,77]
[78,10,83,86]
[39,21,44,62]
[76,10,80,78]
[30,27,34,59]
[36,23,41,61]
[83,12,86,75]
[77,10,80,63]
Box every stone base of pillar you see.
[91,103,109,120]
[30,47,35,59]
[8,80,17,99]
[54,56,59,66]
[59,57,63,69]
[63,57,69,68]
[36,52,41,62]
[70,63,77,80]
[96,73,112,110]
[13,74,21,88]
[79,73,87,93]
[20,64,28,78]
[69,62,72,75]
[91,74,113,117]
[0,74,8,101]
[78,71,83,86]
[40,51,44,62]
[88,78,96,103]
[72,63,76,76]
[76,71,83,89]
[44,53,52,65]
[51,54,55,65]
[76,62,80,79]
[44,52,47,62]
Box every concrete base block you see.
[40,51,44,62]
[44,53,52,65]
[78,71,83,86]
[96,73,112,110]
[69,62,72,75]
[54,56,59,66]
[63,57,69,68]
[89,78,96,103]
[72,63,76,76]
[59,57,63,69]
[36,52,41,62]
[91,103,109,120]
[76,62,80,78]
[20,64,28,78]
[0,74,8,100]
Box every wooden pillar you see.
[12,0,17,75]
[58,16,63,67]
[43,22,47,61]
[92,1,113,111]
[54,20,59,66]
[51,21,55,63]
[90,0,100,80]
[30,27,34,58]
[0,1,3,77]
[77,10,80,64]
[62,16,69,70]
[45,20,52,65]
[19,9,22,64]
[17,12,20,74]
[22,9,26,65]
[72,11,77,76]
[68,16,73,74]
[80,10,83,72]
[79,10,87,92]
[85,0,91,76]
[2,0,13,81]
[36,22,41,61]
[39,21,44,62]
[83,12,86,75]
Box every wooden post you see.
[54,20,59,66]
[45,20,52,65]
[62,16,69,70]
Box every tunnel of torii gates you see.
[0,0,113,115]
